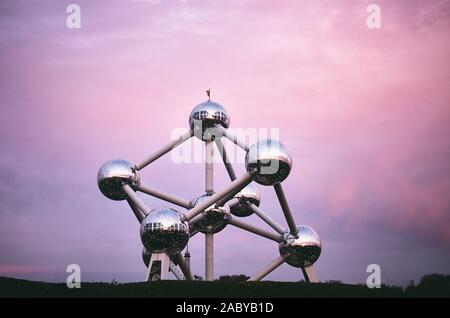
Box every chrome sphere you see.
[229,183,261,217]
[97,159,140,200]
[190,194,231,234]
[279,225,321,268]
[142,247,151,267]
[245,139,292,186]
[140,207,189,255]
[189,100,230,140]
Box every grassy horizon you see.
[0,273,449,298]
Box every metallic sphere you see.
[245,139,292,186]
[140,207,189,255]
[189,100,230,140]
[229,183,261,217]
[142,247,151,267]
[190,194,231,234]
[97,159,140,200]
[279,225,321,268]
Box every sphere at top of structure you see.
[189,194,231,234]
[245,139,292,186]
[140,207,189,255]
[279,225,321,268]
[142,246,151,267]
[189,100,230,140]
[228,183,261,217]
[97,159,140,201]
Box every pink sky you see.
[0,0,449,284]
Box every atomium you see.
[189,194,231,234]
[97,91,323,283]
[97,159,140,200]
[140,207,189,255]
[279,225,321,268]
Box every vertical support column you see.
[205,139,214,281]
[205,140,214,195]
[205,233,214,281]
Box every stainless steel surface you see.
[146,253,171,281]
[205,233,214,281]
[245,139,292,186]
[97,159,140,200]
[274,183,298,236]
[123,184,151,215]
[302,265,319,283]
[189,100,230,140]
[248,203,285,234]
[184,172,253,221]
[173,253,194,281]
[229,183,261,217]
[205,140,214,194]
[279,225,321,268]
[135,129,193,170]
[215,137,237,181]
[216,125,249,151]
[248,255,285,281]
[127,198,145,223]
[189,194,231,234]
[142,246,151,267]
[229,216,283,242]
[169,262,184,280]
[301,266,319,283]
[140,207,189,255]
[137,184,191,209]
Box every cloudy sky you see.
[0,0,449,285]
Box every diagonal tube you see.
[216,126,249,151]
[135,129,193,170]
[248,256,285,281]
[215,138,237,181]
[126,198,145,223]
[172,253,194,281]
[274,183,298,236]
[123,184,151,215]
[169,263,184,280]
[302,266,319,283]
[248,203,285,235]
[229,217,283,242]
[189,229,199,238]
[137,184,191,209]
[184,172,253,221]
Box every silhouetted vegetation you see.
[218,274,250,282]
[405,273,450,297]
[0,273,448,298]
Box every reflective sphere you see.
[279,225,321,268]
[245,139,292,186]
[97,159,140,200]
[189,101,230,140]
[229,183,261,217]
[140,208,189,255]
[190,194,231,234]
[142,247,151,267]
